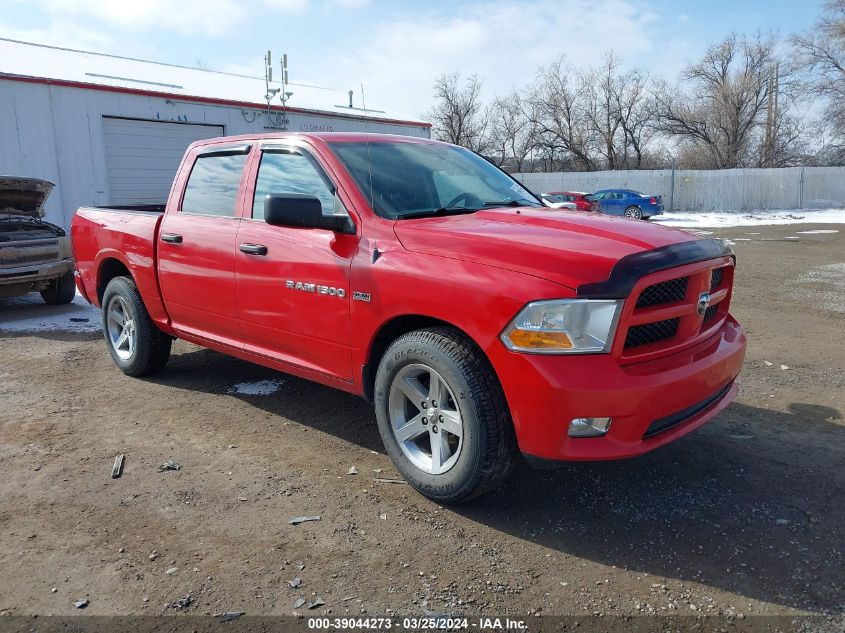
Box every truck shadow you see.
[149,346,844,614]
[462,401,844,614]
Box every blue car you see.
[587,189,664,220]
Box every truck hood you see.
[393,207,699,290]
[0,177,55,219]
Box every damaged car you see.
[0,177,75,304]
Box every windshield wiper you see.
[399,207,480,220]
[482,199,540,208]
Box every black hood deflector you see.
[577,239,734,299]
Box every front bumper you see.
[487,315,746,462]
[0,258,74,285]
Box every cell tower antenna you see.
[264,50,280,121]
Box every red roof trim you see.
[0,72,432,129]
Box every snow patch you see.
[229,379,284,395]
[653,208,845,228]
[0,291,101,333]
[796,229,839,234]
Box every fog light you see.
[568,417,612,438]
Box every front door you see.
[158,147,250,345]
[234,145,359,381]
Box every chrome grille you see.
[0,239,60,268]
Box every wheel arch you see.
[361,314,489,403]
[96,256,132,304]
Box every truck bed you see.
[72,206,165,312]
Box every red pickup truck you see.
[72,133,746,502]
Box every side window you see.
[181,153,248,216]
[252,151,347,220]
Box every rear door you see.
[234,143,359,381]
[157,144,251,346]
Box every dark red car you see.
[541,191,593,211]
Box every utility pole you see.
[669,156,677,212]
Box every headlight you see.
[501,299,622,354]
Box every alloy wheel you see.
[106,295,136,361]
[387,364,464,475]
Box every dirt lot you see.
[0,223,842,621]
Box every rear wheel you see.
[40,271,76,305]
[624,206,643,219]
[102,276,171,377]
[374,327,517,503]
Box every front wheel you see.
[102,276,172,377]
[40,271,76,305]
[624,206,643,219]
[374,327,517,503]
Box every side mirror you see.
[264,194,354,234]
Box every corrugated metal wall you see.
[102,118,223,205]
[515,167,845,212]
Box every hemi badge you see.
[352,291,371,302]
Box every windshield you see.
[329,141,541,219]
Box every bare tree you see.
[524,54,657,171]
[488,90,537,172]
[752,111,818,167]
[528,58,595,170]
[582,53,624,168]
[655,33,780,168]
[793,0,845,155]
[425,72,490,153]
[614,69,657,168]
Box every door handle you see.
[239,243,268,256]
[161,233,183,244]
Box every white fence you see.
[514,166,845,211]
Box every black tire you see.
[40,271,76,305]
[624,206,643,220]
[101,276,172,377]
[374,327,517,503]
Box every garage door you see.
[102,117,224,205]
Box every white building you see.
[0,38,430,228]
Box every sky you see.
[0,0,824,120]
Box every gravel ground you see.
[0,223,842,621]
